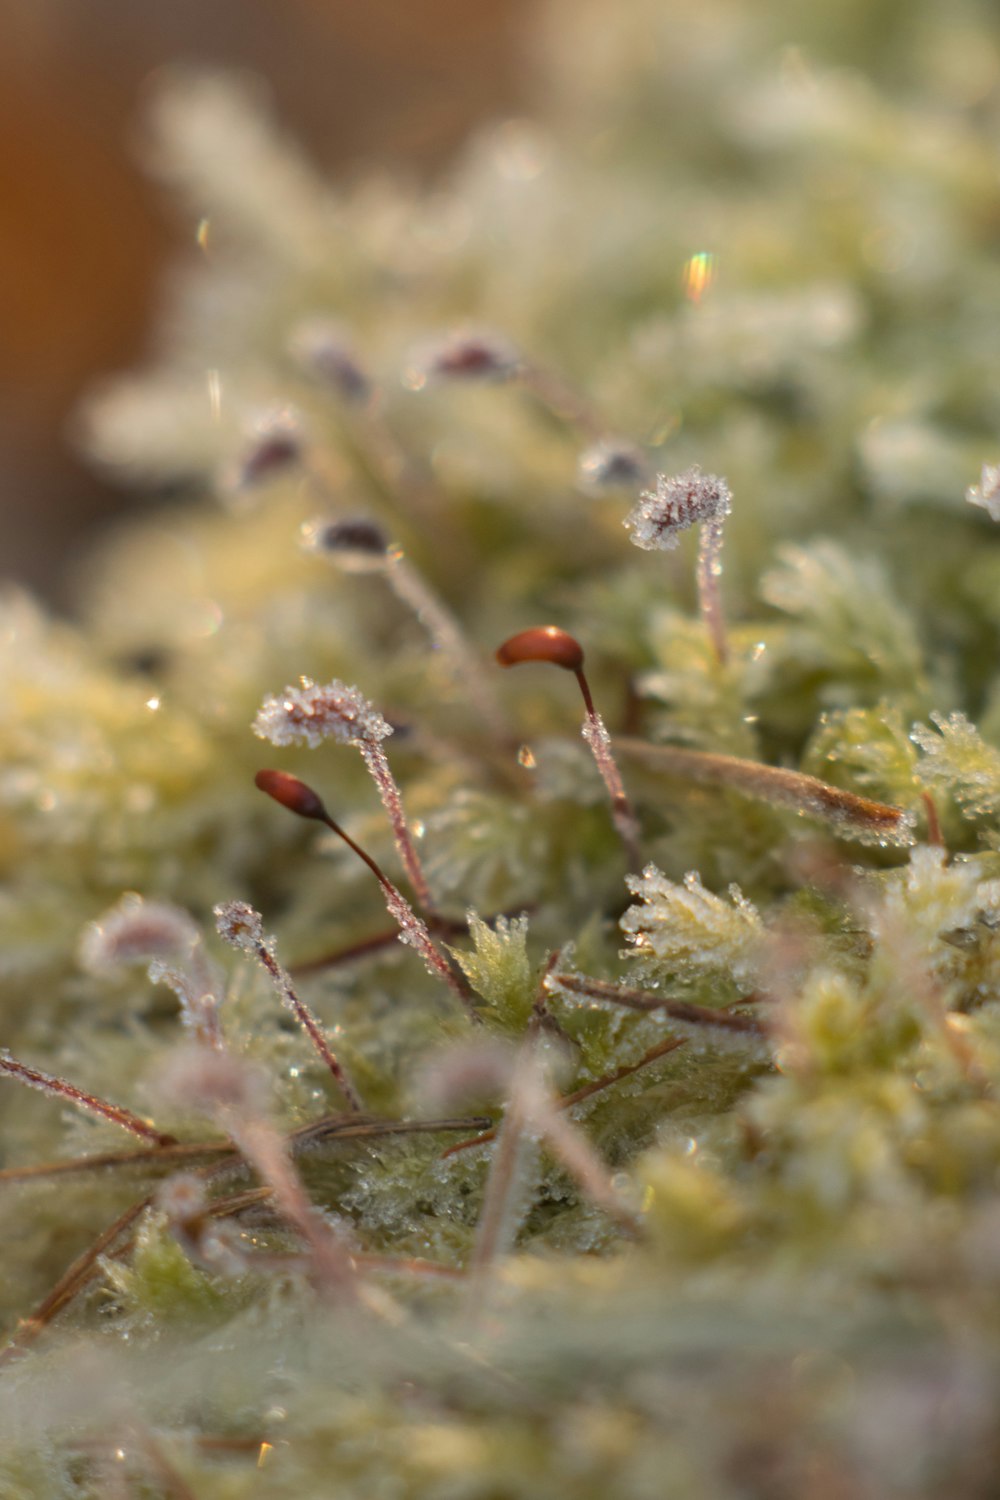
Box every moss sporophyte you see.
[6,3,1000,1493]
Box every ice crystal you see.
[253,677,392,749]
[804,703,922,817]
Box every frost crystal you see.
[624,466,731,552]
[965,463,1000,522]
[253,677,392,749]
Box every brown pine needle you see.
[0,1196,152,1367]
[550,972,766,1035]
[0,1114,494,1186]
[353,1253,465,1280]
[0,1052,175,1146]
[615,737,913,844]
[289,906,533,977]
[558,1034,688,1109]
[290,925,410,974]
[0,1140,234,1185]
[442,1033,688,1159]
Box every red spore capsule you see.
[495,626,585,673]
[254,769,327,822]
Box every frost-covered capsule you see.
[624,465,731,551]
[80,893,201,975]
[577,439,647,495]
[300,515,390,573]
[253,677,392,749]
[406,327,522,387]
[288,318,371,404]
[214,900,267,954]
[231,406,304,490]
[625,464,733,665]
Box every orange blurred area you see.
[0,0,526,601]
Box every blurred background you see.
[0,0,527,603]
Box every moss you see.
[5,0,1000,1493]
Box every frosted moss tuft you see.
[452,913,534,1029]
[621,866,764,989]
[965,462,1000,522]
[912,712,1000,826]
